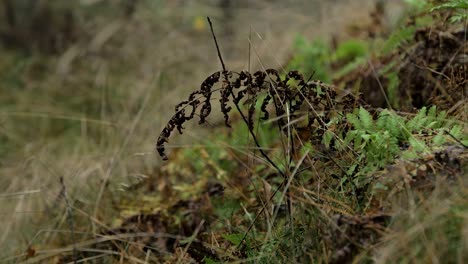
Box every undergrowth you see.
[150,14,467,263]
[4,1,466,263]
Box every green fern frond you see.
[449,125,463,138]
[448,13,468,23]
[377,110,405,139]
[409,137,428,153]
[333,56,367,79]
[382,26,416,55]
[437,110,448,124]
[431,0,468,23]
[346,111,362,130]
[386,72,400,108]
[359,106,374,131]
[428,105,437,118]
[430,0,468,11]
[406,106,428,131]
[376,110,389,130]
[332,40,368,62]
[433,129,447,145]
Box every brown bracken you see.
[156,68,359,160]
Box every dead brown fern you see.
[156,19,360,162]
[155,17,362,250]
[156,68,359,160]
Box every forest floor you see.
[0,1,466,263]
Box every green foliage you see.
[332,40,368,63]
[203,257,220,264]
[405,106,449,132]
[333,56,367,80]
[385,0,452,55]
[343,107,401,173]
[174,111,280,183]
[287,35,331,82]
[288,36,370,82]
[386,72,400,108]
[431,0,468,9]
[327,106,464,183]
[322,130,334,148]
[222,233,244,246]
[212,197,241,219]
[403,0,429,10]
[161,5,468,263]
[331,40,369,79]
[431,0,468,23]
[381,26,416,55]
[376,110,406,139]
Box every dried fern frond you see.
[156,69,359,160]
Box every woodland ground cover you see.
[0,0,466,263]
